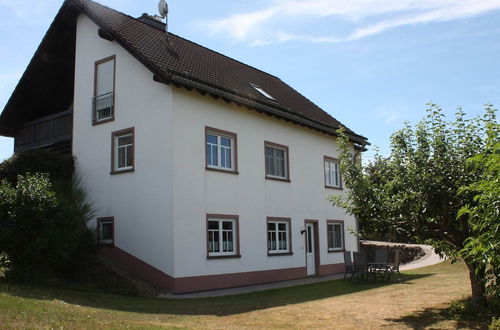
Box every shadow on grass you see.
[386,299,496,330]
[0,272,431,316]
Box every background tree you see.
[330,104,498,308]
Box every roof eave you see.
[169,74,368,147]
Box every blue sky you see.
[1,0,500,162]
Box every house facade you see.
[0,0,368,293]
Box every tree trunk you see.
[465,260,487,309]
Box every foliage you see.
[458,120,500,299]
[491,317,500,330]
[0,150,74,185]
[0,173,95,282]
[330,103,498,308]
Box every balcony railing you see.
[92,92,114,123]
[14,110,73,152]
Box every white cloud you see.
[202,0,500,45]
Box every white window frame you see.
[265,143,289,180]
[267,219,291,254]
[112,128,134,173]
[93,55,115,124]
[207,217,238,257]
[324,157,342,188]
[97,217,114,245]
[327,222,344,251]
[205,128,237,172]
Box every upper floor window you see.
[324,156,342,189]
[111,128,134,174]
[93,55,116,124]
[205,127,238,173]
[265,141,289,181]
[207,214,240,258]
[327,220,344,252]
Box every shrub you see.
[0,150,74,185]
[0,173,96,282]
[491,318,500,330]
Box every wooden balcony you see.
[14,110,72,153]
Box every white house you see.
[0,0,368,293]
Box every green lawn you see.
[0,261,495,329]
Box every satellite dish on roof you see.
[158,0,168,19]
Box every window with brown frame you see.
[324,156,342,189]
[327,220,344,252]
[267,217,292,255]
[205,127,238,174]
[207,214,241,258]
[111,128,134,174]
[265,141,290,181]
[97,217,114,245]
[93,55,116,124]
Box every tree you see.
[458,120,499,300]
[330,104,498,308]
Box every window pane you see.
[268,222,276,231]
[207,134,217,144]
[265,146,273,157]
[118,147,126,168]
[327,224,334,248]
[275,148,285,160]
[208,221,219,230]
[101,222,113,241]
[126,146,133,167]
[222,221,233,230]
[266,155,275,175]
[334,224,342,248]
[307,226,312,253]
[221,137,231,147]
[96,60,114,96]
[278,223,286,231]
[118,135,132,146]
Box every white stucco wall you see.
[72,14,359,281]
[171,88,358,278]
[72,15,175,275]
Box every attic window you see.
[250,83,275,101]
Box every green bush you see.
[490,318,500,330]
[0,173,96,282]
[0,150,74,185]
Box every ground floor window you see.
[207,215,239,258]
[267,217,291,255]
[327,220,344,251]
[97,217,114,245]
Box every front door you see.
[306,223,316,276]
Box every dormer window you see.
[93,55,116,124]
[250,83,275,101]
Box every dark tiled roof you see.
[1,0,367,144]
[72,0,367,144]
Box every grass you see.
[0,261,496,329]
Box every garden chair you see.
[370,249,390,281]
[386,249,404,282]
[351,252,374,282]
[343,251,355,280]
